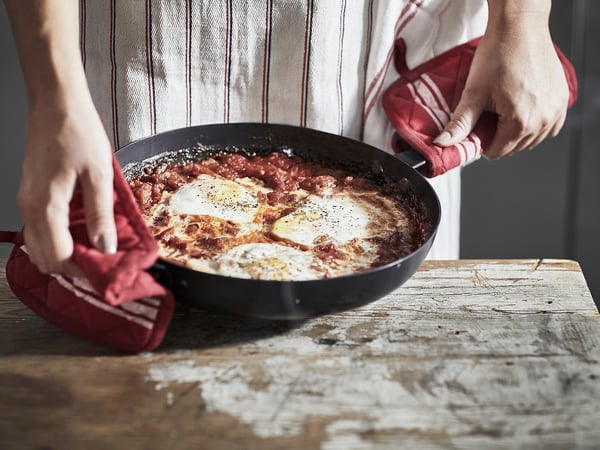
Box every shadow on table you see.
[0,302,307,357]
[159,302,307,351]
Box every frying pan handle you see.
[393,148,426,170]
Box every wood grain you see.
[0,259,599,450]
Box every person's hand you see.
[6,0,118,275]
[18,96,117,276]
[434,3,570,159]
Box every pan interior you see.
[122,150,434,277]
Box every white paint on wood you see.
[147,324,600,446]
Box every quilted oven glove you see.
[382,37,579,178]
[0,154,174,353]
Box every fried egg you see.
[169,174,261,224]
[187,243,326,281]
[271,194,372,247]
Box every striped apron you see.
[80,0,488,259]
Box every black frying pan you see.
[116,123,440,320]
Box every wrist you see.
[486,0,551,37]
[24,48,90,112]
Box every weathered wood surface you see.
[0,259,599,450]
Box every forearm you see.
[4,0,90,110]
[485,0,552,37]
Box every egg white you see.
[168,174,261,224]
[271,194,372,247]
[188,243,326,281]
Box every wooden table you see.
[1,259,599,450]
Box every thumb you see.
[433,92,486,147]
[80,165,118,254]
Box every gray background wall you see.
[1,2,598,304]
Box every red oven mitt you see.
[382,37,579,177]
[0,154,174,353]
